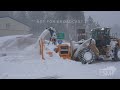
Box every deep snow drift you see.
[0,35,120,79]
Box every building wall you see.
[0,17,30,36]
[0,29,29,36]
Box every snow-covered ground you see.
[0,35,120,79]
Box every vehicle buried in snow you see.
[38,27,120,64]
[71,27,120,64]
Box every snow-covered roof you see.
[0,17,30,28]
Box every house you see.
[0,17,30,36]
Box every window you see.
[6,23,10,29]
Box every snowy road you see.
[0,52,120,79]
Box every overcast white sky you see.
[84,11,120,27]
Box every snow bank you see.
[1,35,120,79]
[0,34,35,51]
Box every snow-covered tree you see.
[68,11,85,41]
[86,16,100,31]
[86,16,101,38]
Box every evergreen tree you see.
[86,16,101,38]
[67,11,85,41]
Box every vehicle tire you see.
[77,48,96,64]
